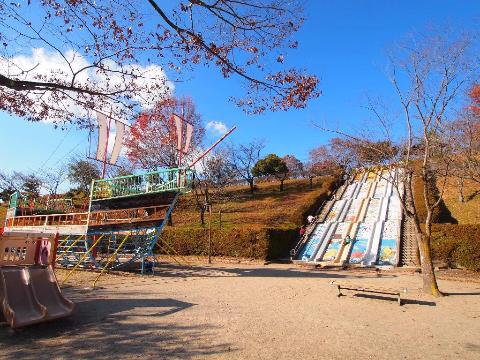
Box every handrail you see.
[290,177,349,259]
[91,167,194,201]
[5,212,89,228]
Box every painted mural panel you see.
[341,183,357,200]
[321,222,349,262]
[354,172,364,181]
[363,198,381,223]
[387,196,402,221]
[377,220,399,265]
[298,224,328,260]
[356,182,371,199]
[373,180,387,199]
[348,222,375,264]
[344,199,362,222]
[325,200,345,222]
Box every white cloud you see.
[206,121,228,136]
[0,48,173,124]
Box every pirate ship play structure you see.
[2,110,236,278]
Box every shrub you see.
[156,224,298,260]
[431,224,480,271]
[157,176,339,260]
[0,206,6,228]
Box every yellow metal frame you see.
[62,234,105,285]
[92,234,130,287]
[57,234,90,259]
[57,235,71,249]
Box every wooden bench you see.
[330,281,407,306]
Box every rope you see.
[37,125,73,170]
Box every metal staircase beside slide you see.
[399,216,420,266]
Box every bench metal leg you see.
[397,295,402,306]
[337,285,343,297]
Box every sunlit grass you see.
[439,177,480,225]
[172,176,335,229]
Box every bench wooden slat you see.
[331,281,405,306]
[338,286,401,296]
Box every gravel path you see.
[1,262,479,359]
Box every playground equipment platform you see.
[0,232,74,328]
[3,168,193,274]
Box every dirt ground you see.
[1,261,480,360]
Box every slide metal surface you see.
[0,232,74,328]
[348,222,375,264]
[298,223,330,261]
[296,168,405,266]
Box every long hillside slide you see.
[296,168,404,267]
[0,233,74,329]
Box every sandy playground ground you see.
[1,260,480,360]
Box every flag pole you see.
[189,126,236,168]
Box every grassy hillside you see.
[411,175,480,271]
[172,176,337,229]
[438,177,480,225]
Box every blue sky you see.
[1,0,479,175]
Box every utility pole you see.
[206,203,212,264]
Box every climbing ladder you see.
[56,235,92,268]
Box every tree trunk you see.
[413,208,442,296]
[457,177,465,203]
[309,177,313,189]
[414,221,443,297]
[279,179,284,191]
[200,207,205,226]
[248,178,255,192]
[405,171,442,296]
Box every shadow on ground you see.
[445,291,480,296]
[148,263,398,280]
[351,293,437,307]
[0,296,233,359]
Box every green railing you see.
[8,191,19,209]
[91,167,194,201]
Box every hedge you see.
[155,176,339,260]
[156,224,298,260]
[431,224,480,271]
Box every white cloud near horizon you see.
[206,121,228,136]
[0,48,174,124]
